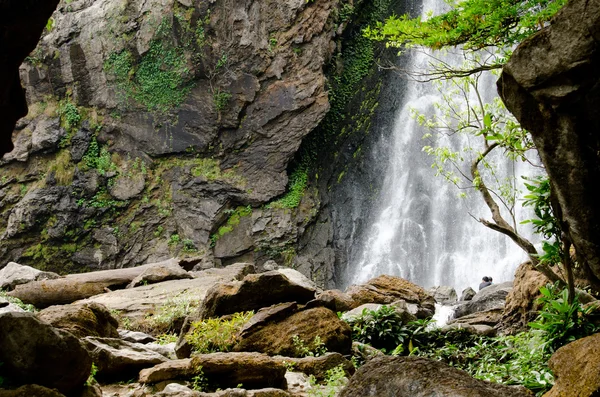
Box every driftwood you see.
[7,259,179,308]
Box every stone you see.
[428,285,458,304]
[339,356,534,397]
[0,385,66,397]
[140,353,287,391]
[447,308,504,328]
[82,337,168,381]
[157,383,200,396]
[108,172,146,201]
[69,126,92,161]
[341,302,417,324]
[191,352,287,391]
[345,275,435,319]
[128,260,193,288]
[498,0,600,288]
[452,281,513,320]
[500,261,550,334]
[0,261,61,291]
[37,302,119,339]
[274,267,321,293]
[313,289,356,312]
[0,312,92,395]
[351,341,385,363]
[234,306,352,357]
[138,359,194,384]
[544,333,600,397]
[460,287,477,301]
[30,117,62,153]
[119,329,157,344]
[198,271,316,320]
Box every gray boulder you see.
[428,286,458,304]
[0,261,61,291]
[452,281,513,319]
[460,287,477,301]
[37,302,119,339]
[0,312,92,395]
[82,337,168,381]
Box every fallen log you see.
[7,259,180,308]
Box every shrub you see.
[145,294,200,334]
[186,311,254,354]
[308,364,348,397]
[344,305,408,352]
[529,282,598,351]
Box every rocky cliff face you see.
[0,0,350,281]
[498,0,600,289]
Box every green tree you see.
[365,0,567,76]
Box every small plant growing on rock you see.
[307,364,347,397]
[190,366,208,391]
[186,311,254,354]
[0,290,36,312]
[292,335,328,357]
[145,294,201,334]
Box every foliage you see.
[57,96,81,131]
[186,311,254,354]
[344,305,408,352]
[364,0,567,56]
[0,290,36,312]
[529,283,598,351]
[86,363,98,386]
[521,176,562,265]
[209,206,253,246]
[268,163,309,209]
[190,158,246,186]
[292,335,328,357]
[213,89,231,111]
[104,16,200,114]
[190,366,209,391]
[81,137,116,176]
[146,294,200,334]
[308,364,348,397]
[156,333,178,345]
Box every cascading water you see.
[345,0,537,294]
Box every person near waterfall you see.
[479,276,492,290]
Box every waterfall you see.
[344,0,537,294]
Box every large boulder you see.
[0,312,92,395]
[313,289,356,312]
[139,353,287,390]
[500,262,550,334]
[341,302,417,324]
[345,275,435,319]
[37,302,119,339]
[452,281,513,319]
[544,333,600,397]
[428,286,458,304]
[498,0,600,289]
[82,337,168,381]
[0,261,60,291]
[339,356,533,397]
[198,271,316,319]
[0,385,66,397]
[234,306,352,357]
[445,308,503,336]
